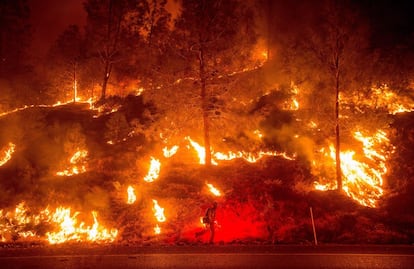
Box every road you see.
[0,245,413,269]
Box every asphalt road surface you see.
[1,244,413,269]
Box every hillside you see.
[0,97,413,245]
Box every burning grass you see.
[0,100,413,246]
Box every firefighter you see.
[196,202,217,244]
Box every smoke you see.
[263,119,315,162]
[165,0,182,29]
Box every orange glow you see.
[341,84,414,115]
[163,145,179,158]
[93,105,122,119]
[308,121,320,130]
[0,202,117,244]
[46,208,118,244]
[0,142,15,167]
[214,150,295,163]
[186,136,217,165]
[261,50,268,60]
[371,85,414,114]
[154,224,161,234]
[135,87,145,96]
[253,129,263,139]
[144,157,161,182]
[206,183,221,197]
[152,199,166,222]
[127,186,137,204]
[0,95,98,119]
[186,136,294,165]
[283,83,300,111]
[251,41,269,64]
[314,130,392,207]
[56,149,88,176]
[70,149,88,163]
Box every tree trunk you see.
[73,62,77,103]
[335,60,342,192]
[199,47,211,167]
[266,0,272,61]
[101,60,112,100]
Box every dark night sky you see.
[26,0,413,58]
[29,0,86,58]
[358,0,414,47]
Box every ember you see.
[206,183,221,197]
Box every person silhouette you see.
[196,202,217,244]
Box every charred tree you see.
[159,0,258,166]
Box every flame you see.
[154,224,161,234]
[186,136,217,165]
[371,85,414,114]
[135,87,145,96]
[163,145,179,158]
[214,150,295,163]
[251,41,269,65]
[144,157,161,182]
[261,50,268,60]
[46,208,118,244]
[283,83,300,110]
[199,217,206,227]
[308,121,320,131]
[206,183,221,197]
[0,142,15,166]
[0,203,117,244]
[56,149,88,176]
[0,96,98,119]
[70,149,88,163]
[0,202,49,241]
[254,129,263,139]
[127,186,137,204]
[152,199,166,222]
[341,84,414,115]
[314,130,392,207]
[73,79,78,101]
[186,136,294,165]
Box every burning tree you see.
[279,0,375,192]
[142,0,264,165]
